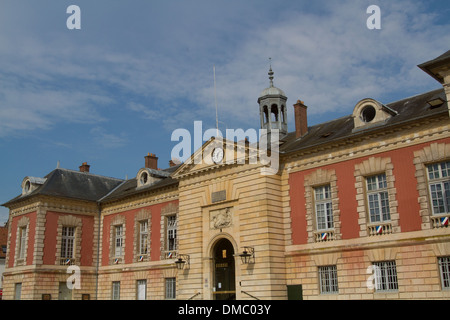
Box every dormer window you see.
[136,168,170,188]
[21,176,46,195]
[361,105,376,123]
[352,98,398,131]
[140,171,148,185]
[23,181,31,194]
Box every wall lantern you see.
[239,247,255,264]
[175,254,190,270]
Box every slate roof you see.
[2,168,125,206]
[418,50,450,83]
[279,88,448,155]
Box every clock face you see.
[212,147,224,164]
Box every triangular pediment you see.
[171,137,261,179]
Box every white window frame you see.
[114,225,124,257]
[136,279,147,300]
[139,221,149,255]
[366,173,391,223]
[438,256,450,290]
[61,226,75,259]
[318,265,338,294]
[18,226,27,259]
[167,215,177,251]
[427,161,450,215]
[314,185,334,230]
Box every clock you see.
[212,147,224,164]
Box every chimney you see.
[294,100,308,138]
[79,162,90,173]
[145,153,158,170]
[169,160,177,167]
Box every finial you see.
[268,57,274,87]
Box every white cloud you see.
[0,0,448,139]
[90,127,127,149]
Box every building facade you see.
[2,51,450,300]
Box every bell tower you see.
[257,63,288,137]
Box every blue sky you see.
[0,0,449,224]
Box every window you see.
[439,256,450,290]
[136,280,147,300]
[139,221,148,255]
[18,226,27,259]
[366,174,390,223]
[112,281,120,300]
[427,161,450,215]
[61,226,75,259]
[167,215,177,251]
[361,105,376,123]
[165,278,176,299]
[372,261,398,292]
[114,225,124,257]
[14,283,22,300]
[318,265,338,294]
[314,185,333,230]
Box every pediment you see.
[171,137,260,179]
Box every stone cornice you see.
[101,188,179,215]
[285,227,450,257]
[283,116,450,174]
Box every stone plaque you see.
[211,190,226,203]
[210,207,232,229]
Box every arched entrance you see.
[212,238,236,300]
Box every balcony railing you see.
[368,222,392,236]
[60,257,76,266]
[314,230,335,242]
[430,214,450,229]
[162,250,177,260]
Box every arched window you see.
[271,104,279,122]
[263,106,269,123]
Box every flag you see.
[167,252,173,258]
[376,226,383,234]
[114,258,119,264]
[441,217,449,226]
[321,233,327,241]
[139,256,144,262]
[65,258,71,265]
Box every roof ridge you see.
[54,167,124,181]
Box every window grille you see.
[165,278,176,299]
[318,265,338,294]
[112,281,120,300]
[314,185,334,230]
[366,174,391,223]
[427,161,450,215]
[372,261,398,292]
[439,256,450,290]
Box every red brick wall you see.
[7,211,36,267]
[102,199,178,266]
[289,138,449,245]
